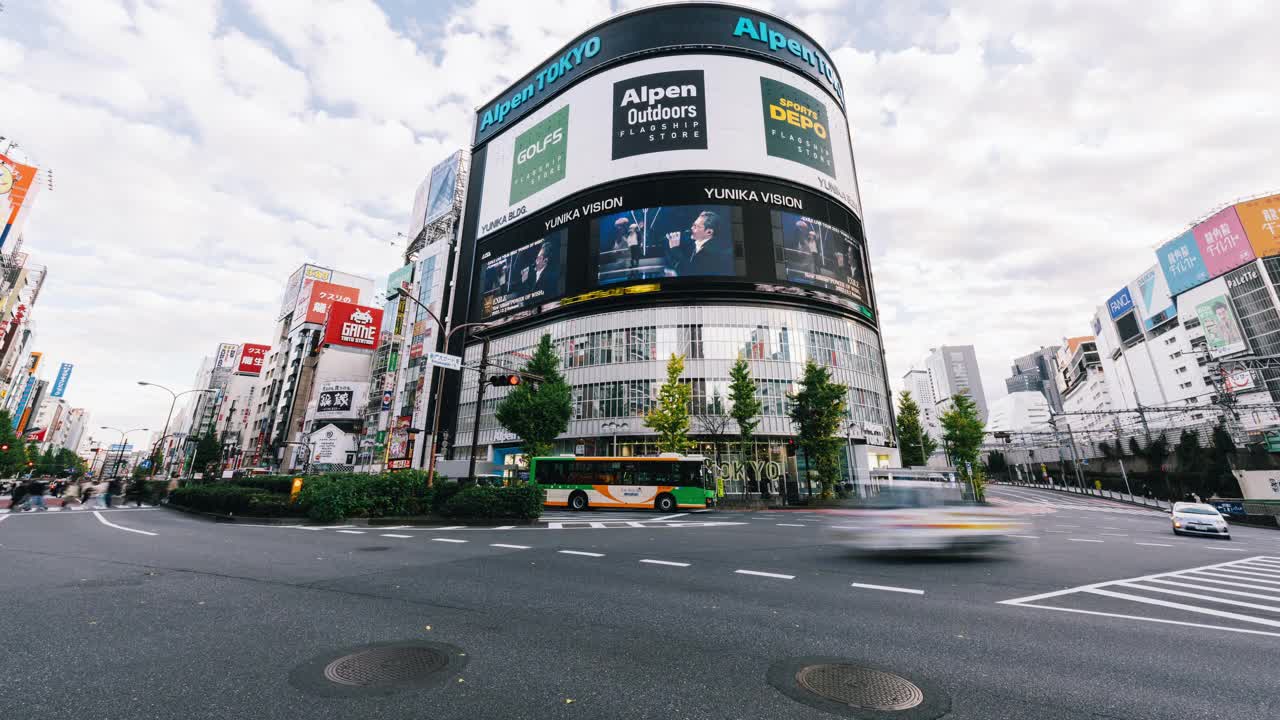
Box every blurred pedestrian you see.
[9,480,27,511]
[18,478,47,512]
[105,478,121,508]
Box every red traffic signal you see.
[488,374,522,387]
[0,444,8,451]
[26,461,34,467]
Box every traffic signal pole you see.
[466,335,490,482]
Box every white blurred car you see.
[1171,502,1231,539]
[824,481,1022,554]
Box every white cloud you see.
[0,0,1276,437]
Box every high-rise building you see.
[921,345,988,423]
[902,368,942,443]
[1004,346,1063,412]
[442,4,899,492]
[985,391,1051,433]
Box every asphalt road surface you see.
[2,485,1277,719]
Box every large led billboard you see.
[1235,193,1280,258]
[474,53,861,242]
[1129,264,1175,331]
[470,174,870,325]
[1193,205,1254,278]
[1195,293,1247,358]
[1157,231,1210,296]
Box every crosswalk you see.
[537,510,684,523]
[987,490,1162,516]
[1001,555,1280,637]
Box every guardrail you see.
[995,481,1171,512]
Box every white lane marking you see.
[336,530,366,535]
[432,538,467,544]
[626,521,647,528]
[1135,542,1172,547]
[735,569,794,580]
[380,533,413,539]
[1146,577,1280,602]
[1000,556,1271,605]
[1009,534,1040,539]
[92,511,157,536]
[1202,546,1248,552]
[559,550,604,557]
[1085,587,1280,627]
[1044,530,1069,533]
[379,525,408,530]
[1200,567,1280,582]
[1116,582,1280,613]
[652,513,687,522]
[777,523,806,527]
[1069,538,1104,543]
[640,559,691,567]
[1101,533,1129,537]
[1244,559,1280,569]
[830,525,861,530]
[0,514,8,524]
[495,525,515,530]
[490,543,531,550]
[850,582,924,595]
[1054,525,1080,529]
[437,525,465,530]
[1006,603,1280,638]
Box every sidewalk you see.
[994,481,1171,511]
[0,496,150,512]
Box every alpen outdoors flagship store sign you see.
[473,4,845,146]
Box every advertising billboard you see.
[1235,193,1280,259]
[1193,205,1254,278]
[477,229,567,320]
[595,204,741,285]
[385,264,414,301]
[425,151,462,225]
[293,279,359,330]
[315,381,368,420]
[0,153,39,249]
[1157,230,1210,296]
[1195,294,1247,358]
[1106,286,1134,321]
[214,342,240,369]
[50,362,73,398]
[279,264,332,320]
[773,212,865,305]
[236,343,270,375]
[323,302,384,351]
[475,53,860,242]
[1129,264,1175,331]
[473,4,844,145]
[26,351,41,375]
[310,424,354,464]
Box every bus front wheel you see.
[569,491,589,511]
[655,493,676,513]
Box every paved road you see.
[1,486,1276,719]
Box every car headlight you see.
[1173,519,1183,527]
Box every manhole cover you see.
[323,645,448,687]
[767,657,949,719]
[796,664,923,711]
[289,641,468,697]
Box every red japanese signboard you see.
[323,302,383,350]
[298,280,359,326]
[236,343,271,375]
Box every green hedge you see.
[169,484,302,517]
[295,471,437,522]
[441,484,544,520]
[227,475,298,494]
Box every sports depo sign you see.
[323,301,383,351]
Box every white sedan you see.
[1171,502,1231,539]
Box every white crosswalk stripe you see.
[987,495,1158,516]
[1001,555,1280,637]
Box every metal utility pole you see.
[466,335,491,483]
[1112,416,1133,498]
[1065,425,1085,489]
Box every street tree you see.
[788,360,846,499]
[193,433,222,478]
[645,353,692,454]
[494,333,573,461]
[896,390,933,466]
[1206,423,1240,498]
[727,358,761,462]
[941,393,985,491]
[0,409,26,477]
[37,446,56,476]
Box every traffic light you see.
[488,374,522,387]
[785,438,797,457]
[1,444,8,451]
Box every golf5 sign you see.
[323,301,384,351]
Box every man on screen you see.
[529,243,556,296]
[666,210,731,277]
[1211,300,1243,347]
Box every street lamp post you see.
[99,426,149,483]
[601,421,627,456]
[137,382,216,482]
[280,440,313,475]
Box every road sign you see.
[428,351,462,371]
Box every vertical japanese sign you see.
[50,362,73,397]
[214,343,240,369]
[1157,230,1210,295]
[1193,205,1254,278]
[1129,264,1175,330]
[1235,193,1280,259]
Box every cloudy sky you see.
[1,0,1276,439]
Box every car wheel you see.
[1172,528,1182,536]
[569,491,588,511]
[655,493,676,513]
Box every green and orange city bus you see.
[528,454,714,512]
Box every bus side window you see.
[567,461,595,486]
[641,463,672,486]
[597,461,621,486]
[538,461,565,485]
[619,462,637,485]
